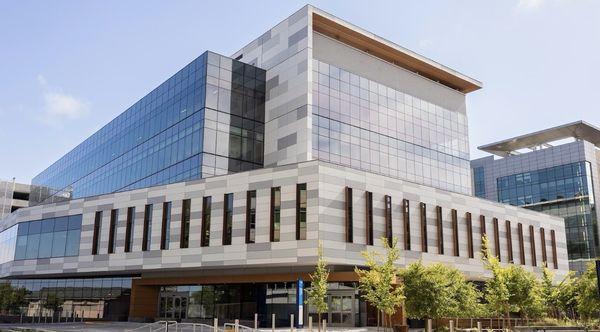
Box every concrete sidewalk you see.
[0,322,384,332]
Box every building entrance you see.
[158,291,189,320]
[327,291,355,327]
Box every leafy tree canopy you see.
[401,261,482,320]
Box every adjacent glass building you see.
[471,121,600,273]
[30,52,265,205]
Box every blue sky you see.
[1,0,599,183]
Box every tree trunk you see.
[505,305,511,331]
[318,313,321,332]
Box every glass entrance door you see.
[158,292,189,320]
[327,292,354,327]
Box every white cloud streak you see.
[35,75,90,127]
[43,92,90,119]
[516,0,545,11]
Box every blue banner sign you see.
[297,279,304,327]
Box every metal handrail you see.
[224,322,254,332]
[176,322,223,332]
[126,320,178,332]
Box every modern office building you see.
[0,5,569,326]
[471,121,600,273]
[0,179,31,218]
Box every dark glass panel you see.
[201,197,212,247]
[270,187,281,242]
[68,215,82,230]
[25,233,40,259]
[51,231,67,257]
[65,229,81,256]
[297,184,307,241]
[17,222,28,236]
[28,221,41,234]
[222,194,233,246]
[41,218,55,233]
[54,216,69,232]
[38,232,53,258]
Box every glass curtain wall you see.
[14,215,82,260]
[0,277,132,321]
[311,59,471,194]
[31,52,265,205]
[496,161,598,272]
[158,282,362,327]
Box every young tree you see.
[480,235,544,326]
[507,265,544,320]
[481,235,511,325]
[356,237,405,332]
[306,242,329,332]
[540,266,556,316]
[575,262,600,321]
[554,272,577,319]
[401,261,482,320]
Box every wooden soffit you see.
[312,12,482,93]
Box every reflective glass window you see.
[201,197,212,247]
[13,214,83,260]
[31,52,264,204]
[65,229,80,256]
[222,194,233,245]
[270,187,281,242]
[51,231,67,257]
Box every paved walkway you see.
[0,322,383,332]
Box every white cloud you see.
[43,92,90,119]
[35,75,90,127]
[516,0,545,11]
[37,74,47,86]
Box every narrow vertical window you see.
[385,195,393,247]
[436,206,443,255]
[108,209,118,254]
[270,187,281,242]
[161,202,172,250]
[92,211,102,255]
[296,184,307,241]
[245,190,256,244]
[222,193,233,245]
[142,204,153,251]
[365,191,373,245]
[345,187,353,243]
[466,212,473,258]
[451,209,459,257]
[402,198,409,250]
[540,227,547,265]
[124,207,135,253]
[419,203,427,252]
[506,220,513,263]
[529,225,537,267]
[493,218,501,260]
[180,199,191,249]
[518,223,525,265]
[201,197,212,247]
[480,215,487,244]
[550,229,558,269]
